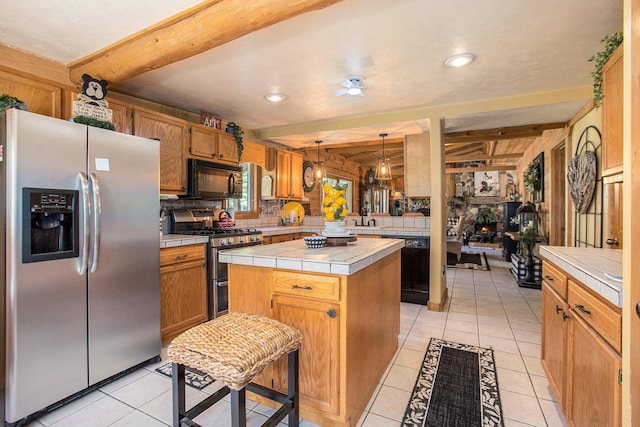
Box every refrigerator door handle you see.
[89,173,102,273]
[78,172,91,275]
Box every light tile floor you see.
[25,248,567,427]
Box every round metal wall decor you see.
[567,150,597,214]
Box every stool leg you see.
[172,363,186,427]
[230,388,246,427]
[288,349,299,427]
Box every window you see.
[228,163,258,218]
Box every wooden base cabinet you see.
[541,281,568,408]
[569,313,621,427]
[228,251,400,427]
[160,244,207,345]
[541,260,621,427]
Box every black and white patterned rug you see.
[155,363,215,390]
[402,338,503,427]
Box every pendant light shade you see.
[313,140,327,181]
[375,133,392,180]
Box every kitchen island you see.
[220,238,404,427]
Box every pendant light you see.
[375,133,392,180]
[313,140,327,182]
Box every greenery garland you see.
[71,115,115,130]
[523,162,540,193]
[588,32,623,109]
[0,94,26,112]
[226,121,244,161]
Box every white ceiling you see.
[0,0,622,148]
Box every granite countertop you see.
[258,225,430,237]
[539,246,622,307]
[160,234,209,248]
[219,237,405,275]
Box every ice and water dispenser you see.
[22,188,79,263]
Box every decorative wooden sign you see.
[200,111,222,129]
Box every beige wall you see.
[516,128,568,241]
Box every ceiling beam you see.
[446,152,524,163]
[67,0,344,86]
[325,140,403,153]
[255,87,589,140]
[445,142,484,156]
[445,122,566,144]
[446,165,517,174]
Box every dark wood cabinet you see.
[502,201,520,261]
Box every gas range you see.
[170,208,263,248]
[181,228,263,248]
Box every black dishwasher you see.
[383,236,430,304]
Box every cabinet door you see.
[605,181,623,249]
[190,125,216,158]
[275,150,291,198]
[289,152,303,199]
[160,259,207,344]
[272,294,340,416]
[217,131,239,164]
[134,110,188,194]
[108,98,133,135]
[0,70,61,117]
[541,282,568,408]
[602,44,623,176]
[568,313,621,427]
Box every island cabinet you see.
[189,123,238,165]
[159,244,207,345]
[133,109,188,194]
[541,260,622,426]
[273,149,303,199]
[227,248,400,427]
[602,43,623,177]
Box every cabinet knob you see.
[544,275,553,281]
[606,238,620,246]
[562,312,570,322]
[327,309,337,318]
[555,304,562,314]
[635,302,640,318]
[219,154,224,159]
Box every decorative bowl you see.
[304,235,327,249]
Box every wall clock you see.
[303,161,315,192]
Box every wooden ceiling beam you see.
[446,165,517,174]
[446,152,524,163]
[324,140,403,153]
[67,0,344,86]
[445,122,566,143]
[445,142,484,156]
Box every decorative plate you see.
[281,201,305,223]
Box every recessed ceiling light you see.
[444,53,475,67]
[265,93,286,102]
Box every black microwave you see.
[186,159,243,199]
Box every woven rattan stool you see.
[168,312,303,427]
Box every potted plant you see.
[225,121,244,161]
[0,94,27,112]
[475,206,497,224]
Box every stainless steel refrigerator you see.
[0,109,161,424]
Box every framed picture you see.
[524,152,544,202]
[474,171,500,196]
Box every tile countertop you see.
[539,246,622,308]
[219,237,405,276]
[160,234,209,248]
[258,226,430,237]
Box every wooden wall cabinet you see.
[274,149,303,200]
[0,70,61,118]
[160,244,208,345]
[133,109,188,194]
[541,260,621,426]
[189,123,238,164]
[602,44,623,177]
